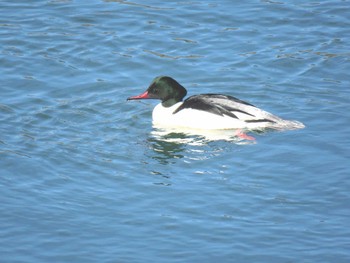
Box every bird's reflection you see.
[146,126,255,165]
[146,131,191,165]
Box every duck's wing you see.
[173,94,277,123]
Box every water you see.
[1,0,349,262]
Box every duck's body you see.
[127,76,305,131]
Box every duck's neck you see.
[162,98,180,107]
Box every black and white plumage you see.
[127,76,305,131]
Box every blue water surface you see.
[1,0,350,262]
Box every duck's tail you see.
[270,119,305,131]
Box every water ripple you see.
[1,0,350,262]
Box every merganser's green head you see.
[127,76,187,107]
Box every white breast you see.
[152,102,247,130]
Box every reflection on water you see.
[146,134,204,166]
[146,131,188,165]
[151,126,255,144]
[146,126,255,165]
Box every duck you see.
[127,76,305,132]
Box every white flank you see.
[152,102,305,131]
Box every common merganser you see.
[127,76,305,131]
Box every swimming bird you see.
[127,76,305,132]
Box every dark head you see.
[127,76,187,107]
